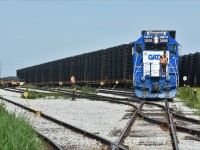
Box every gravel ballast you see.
[1,89,200,149]
[0,89,132,148]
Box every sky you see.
[0,0,200,77]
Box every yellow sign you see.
[24,92,29,98]
[59,82,63,86]
[35,111,42,117]
[100,82,104,86]
[11,82,17,85]
[19,82,25,86]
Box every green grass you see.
[20,84,97,94]
[80,85,97,94]
[0,83,8,88]
[194,109,200,116]
[21,91,70,100]
[21,84,38,89]
[177,87,200,116]
[19,84,96,98]
[0,104,45,150]
[58,85,97,94]
[175,108,183,114]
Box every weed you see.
[175,108,182,114]
[21,84,38,89]
[0,104,45,150]
[177,87,200,116]
[21,91,70,100]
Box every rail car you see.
[0,76,20,87]
[18,30,200,99]
[179,52,200,87]
[17,44,133,86]
[133,30,179,99]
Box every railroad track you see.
[0,97,62,150]
[0,96,122,150]
[138,101,200,150]
[1,88,200,149]
[97,89,136,98]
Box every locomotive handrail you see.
[133,52,142,86]
[133,63,143,86]
[168,63,179,86]
[133,52,139,71]
[175,58,179,86]
[175,58,178,71]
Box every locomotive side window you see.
[170,44,177,54]
[136,44,142,54]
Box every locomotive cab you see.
[133,30,179,99]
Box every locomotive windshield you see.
[145,44,168,50]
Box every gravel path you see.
[1,100,107,150]
[0,89,132,146]
[1,89,200,149]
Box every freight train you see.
[0,76,20,87]
[17,44,133,86]
[17,30,187,99]
[179,52,200,87]
[133,30,179,99]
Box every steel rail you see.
[97,89,136,97]
[139,112,200,136]
[175,125,200,136]
[98,89,134,94]
[0,96,127,149]
[138,113,167,126]
[165,100,179,150]
[3,88,174,111]
[145,101,167,109]
[112,101,145,150]
[0,96,62,150]
[35,130,63,150]
[3,88,24,93]
[75,92,138,109]
[171,112,200,124]
[3,88,200,148]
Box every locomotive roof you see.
[141,30,176,39]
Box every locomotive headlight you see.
[166,76,170,82]
[141,76,145,82]
[154,36,159,44]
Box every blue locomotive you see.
[133,30,179,99]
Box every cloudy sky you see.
[0,0,199,77]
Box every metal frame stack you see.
[17,44,133,86]
[179,52,200,87]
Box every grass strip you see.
[21,91,70,99]
[0,104,45,150]
[177,87,200,116]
